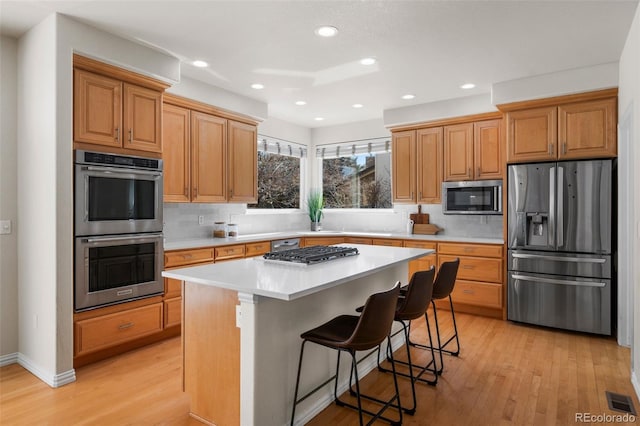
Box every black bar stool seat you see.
[291,283,403,426]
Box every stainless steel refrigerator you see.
[507,159,614,335]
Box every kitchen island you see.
[162,244,432,426]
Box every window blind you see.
[258,135,308,158]
[315,137,391,159]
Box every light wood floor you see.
[1,312,637,425]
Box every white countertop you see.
[162,244,433,301]
[164,230,503,251]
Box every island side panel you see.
[183,282,240,426]
[249,263,407,426]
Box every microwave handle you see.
[82,165,162,177]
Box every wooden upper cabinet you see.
[163,104,190,202]
[74,68,163,153]
[74,69,122,148]
[474,119,503,179]
[123,84,162,153]
[558,98,616,159]
[191,112,227,203]
[507,106,558,162]
[392,130,416,203]
[444,123,473,181]
[228,120,257,203]
[416,127,443,203]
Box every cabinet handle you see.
[468,167,471,177]
[477,167,480,177]
[548,143,553,155]
[118,322,134,330]
[419,191,422,199]
[463,247,474,252]
[115,127,120,142]
[410,192,414,199]
[128,128,132,142]
[462,265,475,270]
[184,187,188,197]
[182,254,192,259]
[463,289,475,295]
[562,143,567,155]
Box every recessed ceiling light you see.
[251,83,264,90]
[360,57,376,66]
[192,60,208,68]
[314,117,325,121]
[460,83,475,89]
[401,94,415,100]
[295,101,307,106]
[352,103,363,108]
[315,26,338,37]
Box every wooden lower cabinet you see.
[403,240,437,282]
[74,302,163,357]
[164,297,182,328]
[372,238,403,247]
[344,237,372,245]
[245,241,270,257]
[303,236,345,246]
[214,244,246,261]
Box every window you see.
[318,138,392,209]
[248,136,306,209]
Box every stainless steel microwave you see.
[442,180,503,215]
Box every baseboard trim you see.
[0,352,19,367]
[293,331,406,426]
[17,353,76,388]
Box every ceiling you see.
[1,1,638,128]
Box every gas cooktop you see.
[263,245,359,265]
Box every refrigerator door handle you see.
[511,274,606,288]
[511,253,606,263]
[557,166,564,248]
[549,167,556,247]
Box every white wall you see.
[619,3,640,400]
[492,62,619,105]
[0,35,19,363]
[259,116,311,146]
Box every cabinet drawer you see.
[165,248,214,268]
[304,237,345,246]
[451,280,502,309]
[344,237,372,245]
[440,254,503,284]
[215,244,246,261]
[164,277,182,299]
[403,240,437,250]
[164,297,182,328]
[245,241,270,257]
[75,303,163,356]
[437,243,503,258]
[372,238,403,247]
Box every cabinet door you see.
[416,127,443,203]
[74,69,122,147]
[228,121,258,203]
[444,123,473,181]
[191,112,227,202]
[163,104,191,202]
[558,98,617,159]
[123,83,162,153]
[392,130,416,203]
[474,119,503,179]
[507,106,557,162]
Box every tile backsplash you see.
[163,203,503,241]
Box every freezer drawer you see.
[508,249,611,279]
[508,271,611,335]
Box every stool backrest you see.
[432,258,460,300]
[347,283,401,351]
[397,266,436,320]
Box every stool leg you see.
[290,340,307,426]
[447,295,461,356]
[350,351,365,426]
[423,311,439,383]
[431,300,445,374]
[386,335,404,426]
[401,320,417,414]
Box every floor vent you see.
[605,391,637,415]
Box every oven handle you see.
[84,232,163,243]
[511,274,606,288]
[81,165,162,177]
[511,253,606,263]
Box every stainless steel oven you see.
[75,232,164,311]
[74,150,163,236]
[442,180,502,215]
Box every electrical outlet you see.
[0,220,11,235]
[198,215,204,225]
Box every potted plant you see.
[307,190,324,231]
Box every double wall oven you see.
[74,150,164,311]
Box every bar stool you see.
[376,266,438,415]
[290,284,402,426]
[409,258,460,375]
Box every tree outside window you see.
[248,151,301,209]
